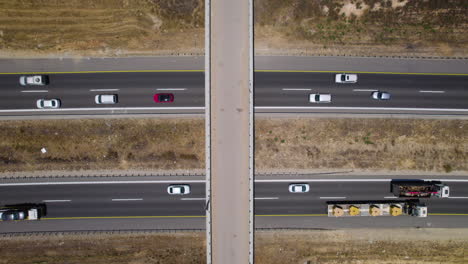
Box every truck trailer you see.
[0,204,46,221]
[327,200,427,217]
[391,180,449,198]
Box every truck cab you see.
[412,205,428,217]
[435,184,450,198]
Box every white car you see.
[335,73,357,83]
[372,91,391,100]
[309,93,331,103]
[36,99,60,109]
[95,94,118,104]
[167,185,191,195]
[289,183,310,193]
[19,75,49,86]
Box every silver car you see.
[372,91,391,100]
[36,99,61,109]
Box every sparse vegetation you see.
[0,0,204,57]
[254,0,468,56]
[255,118,468,172]
[0,0,466,57]
[0,229,467,264]
[0,232,206,264]
[255,229,468,264]
[0,118,205,172]
[0,117,467,173]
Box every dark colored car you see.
[154,93,174,103]
[1,210,25,221]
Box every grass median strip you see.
[0,117,467,173]
[0,118,205,172]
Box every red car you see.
[154,93,174,103]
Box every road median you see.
[0,117,466,175]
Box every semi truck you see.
[327,200,427,217]
[0,204,46,221]
[391,180,449,198]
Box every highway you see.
[0,72,467,112]
[1,176,468,232]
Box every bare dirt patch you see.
[0,229,466,264]
[0,118,204,172]
[255,0,468,57]
[0,117,466,173]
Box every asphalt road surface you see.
[1,177,467,231]
[0,72,467,111]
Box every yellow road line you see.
[36,213,468,220]
[256,214,327,217]
[43,215,206,220]
[0,70,204,74]
[0,70,466,75]
[429,213,468,216]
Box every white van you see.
[95,94,118,104]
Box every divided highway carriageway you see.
[0,178,467,221]
[0,72,467,113]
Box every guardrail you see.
[0,170,321,180]
[0,228,336,237]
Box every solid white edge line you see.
[156,88,187,91]
[0,107,205,112]
[111,198,143,201]
[384,196,398,199]
[0,180,206,186]
[282,88,311,91]
[353,89,377,92]
[2,179,468,187]
[2,106,468,112]
[448,197,468,199]
[256,179,392,182]
[255,106,468,112]
[419,90,445,93]
[181,198,206,200]
[42,200,71,202]
[21,90,48,93]
[89,89,120,92]
[254,197,279,200]
[319,197,346,199]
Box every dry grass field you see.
[0,0,204,57]
[0,229,466,264]
[255,118,468,172]
[0,0,466,57]
[0,232,206,264]
[0,117,466,173]
[255,229,468,264]
[0,118,205,172]
[255,0,468,57]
